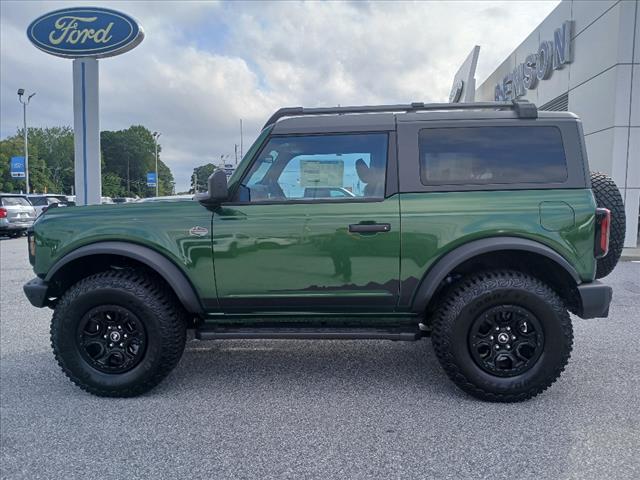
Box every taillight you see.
[27,230,36,265]
[0,208,7,219]
[594,208,610,259]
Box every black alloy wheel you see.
[51,270,186,397]
[468,305,544,377]
[432,270,573,402]
[77,305,147,374]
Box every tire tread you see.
[51,269,187,397]
[431,270,573,402]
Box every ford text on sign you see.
[27,7,144,58]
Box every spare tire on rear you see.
[590,171,625,279]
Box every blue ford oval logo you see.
[27,7,144,58]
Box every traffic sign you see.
[10,157,26,178]
[147,172,157,187]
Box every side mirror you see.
[196,170,228,205]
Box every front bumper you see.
[576,281,612,319]
[23,277,49,308]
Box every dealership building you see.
[471,0,639,247]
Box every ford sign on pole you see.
[10,157,26,178]
[147,172,157,188]
[26,7,144,206]
[27,7,144,58]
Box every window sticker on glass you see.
[300,160,344,188]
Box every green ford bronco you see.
[24,100,625,401]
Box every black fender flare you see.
[410,237,582,313]
[45,241,203,314]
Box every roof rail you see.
[263,99,537,128]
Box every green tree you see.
[190,163,217,193]
[101,125,174,197]
[1,127,75,194]
[28,126,74,193]
[1,124,175,197]
[0,135,27,193]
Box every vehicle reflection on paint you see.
[213,233,256,257]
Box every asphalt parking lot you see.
[1,236,639,480]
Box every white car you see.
[137,195,193,202]
[0,194,37,237]
[27,194,68,216]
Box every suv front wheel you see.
[51,270,187,397]
[432,270,573,402]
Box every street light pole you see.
[153,131,161,196]
[17,89,36,194]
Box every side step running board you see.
[195,326,422,341]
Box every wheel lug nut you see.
[506,327,511,331]
[506,345,511,349]
[124,334,128,338]
[495,327,500,331]
[119,343,124,347]
[118,325,122,330]
[495,345,500,350]
[108,326,112,330]
[109,343,114,347]
[511,335,516,340]
[490,336,494,340]
[103,335,107,339]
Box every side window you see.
[29,197,46,206]
[419,126,568,185]
[242,133,388,202]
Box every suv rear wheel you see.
[51,270,187,397]
[432,270,573,402]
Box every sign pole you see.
[22,101,29,194]
[72,58,101,206]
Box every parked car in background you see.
[112,197,136,204]
[137,194,193,202]
[303,187,355,198]
[0,194,37,237]
[101,197,115,204]
[27,194,68,216]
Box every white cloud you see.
[0,0,560,191]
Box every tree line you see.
[0,125,174,197]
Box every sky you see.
[0,0,560,192]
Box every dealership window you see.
[419,126,568,185]
[242,133,388,202]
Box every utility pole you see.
[152,131,161,196]
[240,119,243,159]
[234,144,238,165]
[17,89,36,194]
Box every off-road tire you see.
[432,270,573,402]
[51,270,187,397]
[590,171,625,278]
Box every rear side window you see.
[419,126,568,185]
[1,196,31,206]
[29,197,47,206]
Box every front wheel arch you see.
[45,242,203,315]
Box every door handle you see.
[348,223,391,233]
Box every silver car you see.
[27,194,68,217]
[0,194,37,237]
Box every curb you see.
[621,247,640,261]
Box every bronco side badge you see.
[189,226,209,237]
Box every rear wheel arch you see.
[45,242,203,315]
[412,237,582,315]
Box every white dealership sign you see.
[494,21,574,101]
